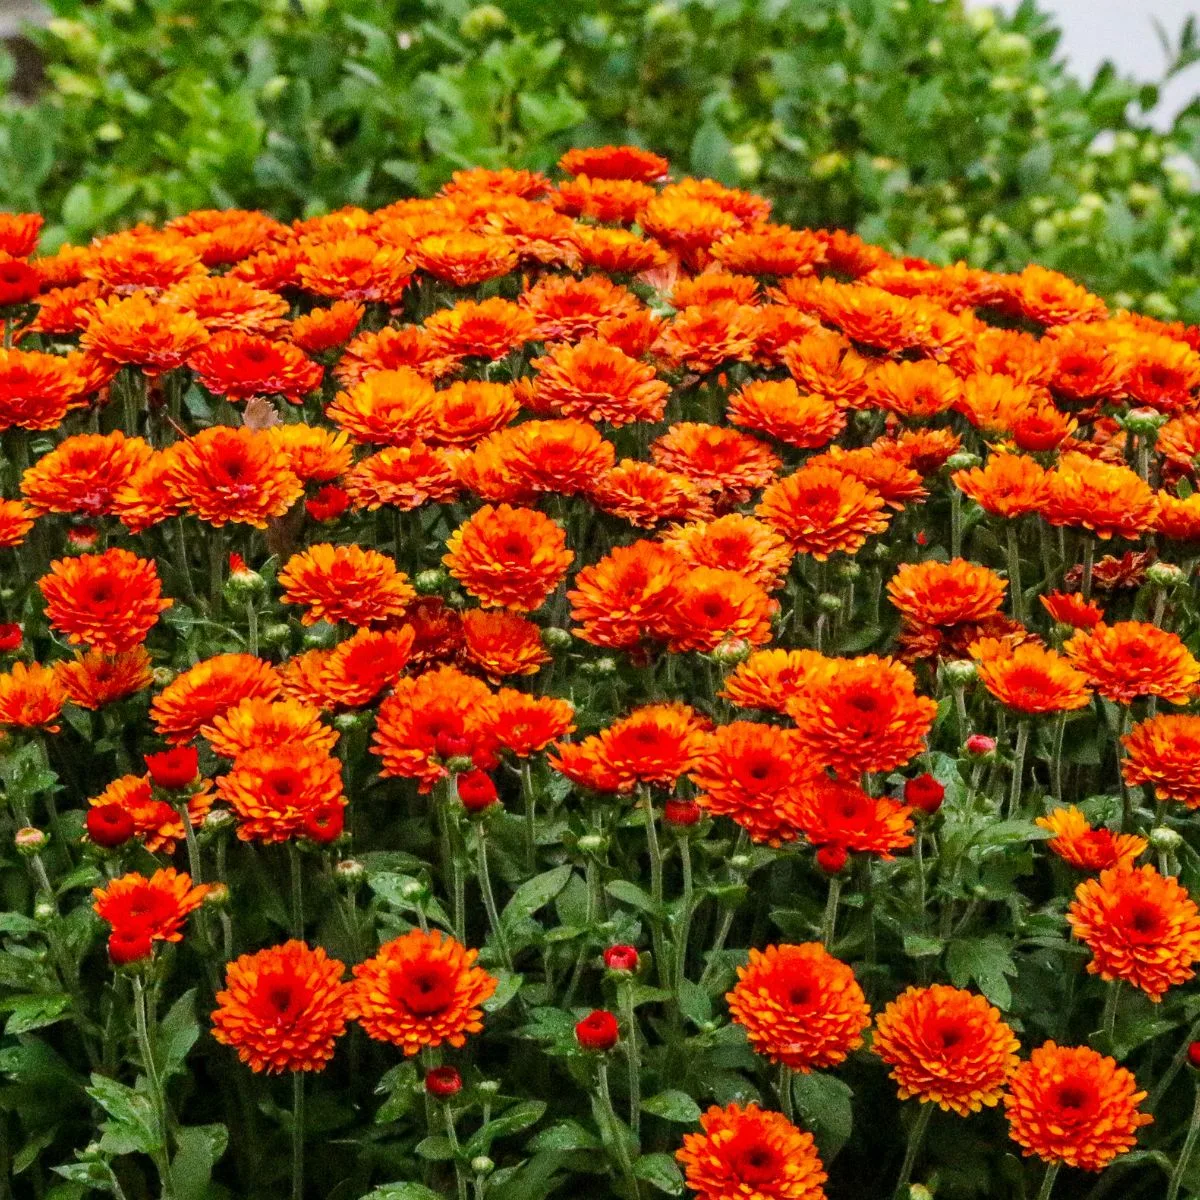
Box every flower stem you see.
[444,1099,469,1200]
[1007,721,1030,819]
[1102,980,1121,1045]
[639,787,668,988]
[1006,522,1024,625]
[596,1061,639,1199]
[1035,1162,1060,1200]
[133,975,176,1199]
[777,1064,795,1123]
[246,598,259,658]
[1167,1083,1200,1200]
[475,827,513,971]
[1081,536,1094,601]
[521,761,537,872]
[674,837,694,993]
[821,875,842,950]
[292,1070,305,1200]
[288,842,304,940]
[894,1103,933,1199]
[619,981,641,1139]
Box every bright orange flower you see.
[568,541,686,649]
[327,367,438,446]
[0,347,93,431]
[203,695,337,759]
[0,498,34,547]
[0,212,42,257]
[410,231,518,286]
[1039,590,1103,628]
[662,513,792,592]
[425,381,519,448]
[297,235,412,303]
[1004,1042,1151,1171]
[460,609,550,680]
[39,548,171,653]
[269,424,351,484]
[727,943,870,1072]
[887,559,1006,627]
[781,329,870,407]
[1155,491,1200,542]
[279,543,414,626]
[1036,807,1146,871]
[213,941,350,1074]
[163,273,288,335]
[497,419,617,498]
[168,426,303,529]
[676,1103,827,1200]
[56,647,153,709]
[590,460,709,528]
[1063,621,1200,705]
[112,446,185,534]
[21,431,153,517]
[641,193,744,267]
[343,442,461,511]
[151,653,282,745]
[873,427,962,476]
[712,225,824,276]
[277,650,333,708]
[30,280,105,335]
[481,689,575,758]
[652,422,780,503]
[757,464,889,560]
[868,357,962,420]
[81,293,209,373]
[661,567,774,653]
[809,445,926,509]
[872,984,1019,1115]
[168,208,288,265]
[189,331,322,402]
[1068,864,1200,999]
[1046,453,1158,541]
[749,304,821,364]
[289,300,363,353]
[952,453,1050,519]
[792,774,915,858]
[671,270,759,308]
[554,175,657,224]
[1159,411,1200,472]
[93,867,210,942]
[787,655,937,777]
[530,338,668,426]
[348,929,497,1054]
[442,165,549,198]
[559,145,669,182]
[521,274,641,342]
[571,225,668,273]
[88,774,213,855]
[727,378,844,450]
[424,297,535,362]
[318,626,414,708]
[1005,264,1107,325]
[335,324,454,386]
[718,649,830,714]
[218,742,345,843]
[83,227,203,293]
[0,660,66,731]
[969,637,1092,714]
[1122,713,1200,809]
[1118,332,1200,412]
[655,302,759,372]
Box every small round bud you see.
[816,592,842,614]
[86,804,136,848]
[585,656,619,677]
[604,944,639,973]
[1188,1041,1200,1071]
[909,1186,935,1200]
[108,928,154,966]
[0,622,21,652]
[15,826,48,856]
[1147,561,1185,589]
[1120,407,1168,438]
[904,773,945,816]
[729,854,752,872]
[444,754,475,775]
[224,553,267,597]
[575,1009,620,1052]
[34,900,56,922]
[458,770,499,813]
[425,1066,463,1098]
[459,3,507,41]
[261,622,293,648]
[816,844,848,874]
[946,452,982,473]
[541,626,573,651]
[965,733,997,757]
[663,798,702,828]
[399,877,429,903]
[145,745,199,790]
[576,833,609,855]
[302,802,344,844]
[476,1079,500,1097]
[66,524,99,552]
[708,637,751,666]
[1150,826,1184,853]
[835,561,861,583]
[302,623,338,650]
[202,882,231,908]
[443,590,468,611]
[333,711,367,734]
[470,1156,495,1177]
[942,659,978,687]
[151,666,177,688]
[200,808,235,837]
[413,569,448,595]
[335,858,366,888]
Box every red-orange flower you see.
[21,431,153,517]
[347,929,497,1054]
[343,443,460,512]
[460,608,550,680]
[56,647,153,710]
[661,567,774,653]
[212,940,350,1074]
[88,774,213,855]
[1046,453,1158,541]
[791,774,915,858]
[568,541,686,650]
[0,498,34,547]
[0,660,66,731]
[217,743,345,843]
[81,293,209,373]
[1064,621,1200,705]
[151,653,282,745]
[969,638,1092,714]
[424,297,535,362]
[719,649,830,714]
[202,695,338,758]
[652,422,780,503]
[0,347,91,431]
[189,330,322,403]
[92,867,210,942]
[888,559,1006,627]
[757,464,889,560]
[318,626,415,709]
[726,379,844,450]
[872,984,1019,1114]
[1036,807,1146,871]
[1040,590,1103,628]
[662,513,792,593]
[559,145,669,182]
[297,235,412,304]
[481,689,575,757]
[1122,713,1200,808]
[530,338,668,426]
[278,543,414,626]
[952,453,1051,519]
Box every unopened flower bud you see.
[0,622,21,651]
[203,882,230,908]
[1150,826,1183,853]
[542,626,573,651]
[108,927,153,966]
[333,710,368,734]
[335,858,366,888]
[151,666,177,688]
[459,3,507,41]
[816,844,848,874]
[816,592,842,614]
[200,808,235,838]
[413,568,447,595]
[942,659,977,687]
[604,944,639,972]
[577,833,608,855]
[458,770,499,812]
[584,656,619,677]
[709,637,751,666]
[946,452,982,472]
[399,877,429,904]
[575,1009,620,1052]
[425,1066,462,1098]
[15,826,48,856]
[836,561,861,583]
[224,553,266,597]
[34,900,56,922]
[904,773,945,815]
[965,733,997,757]
[1147,561,1185,589]
[145,745,199,790]
[1188,1041,1200,1071]
[1121,407,1168,439]
[729,854,752,872]
[476,1079,500,1097]
[303,623,338,649]
[471,1156,495,1176]
[443,590,468,611]
[664,798,702,828]
[262,622,293,648]
[445,754,475,775]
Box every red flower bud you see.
[108,927,154,966]
[306,485,350,523]
[575,1009,620,1052]
[663,798,701,827]
[604,944,639,972]
[86,804,136,849]
[67,523,99,551]
[425,1066,463,1098]
[145,745,199,790]
[0,622,21,651]
[904,773,945,815]
[435,731,473,760]
[816,844,848,874]
[457,770,499,812]
[965,734,997,757]
[303,803,345,844]
[1189,1042,1200,1071]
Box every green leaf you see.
[641,1090,702,1124]
[634,1152,684,1195]
[527,1120,602,1152]
[87,1075,161,1156]
[689,120,737,187]
[605,879,661,917]
[171,1124,227,1200]
[946,937,1018,1009]
[359,1186,444,1200]
[414,1135,456,1161]
[791,1072,853,1160]
[476,1099,546,1142]
[676,979,712,1027]
[483,970,524,1013]
[902,934,943,960]
[158,988,200,1078]
[4,993,71,1035]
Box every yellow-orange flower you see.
[20,430,154,518]
[1122,713,1200,808]
[217,743,345,843]
[661,567,774,653]
[1046,453,1158,541]
[81,293,209,373]
[757,465,889,560]
[151,653,281,745]
[530,338,668,426]
[1064,621,1200,705]
[952,452,1050,519]
[56,647,153,710]
[718,649,830,714]
[969,637,1092,714]
[318,626,415,709]
[460,608,550,680]
[0,498,35,547]
[568,541,687,650]
[278,543,414,626]
[0,660,66,732]
[1036,807,1146,871]
[726,378,844,451]
[887,559,1006,627]
[202,696,338,759]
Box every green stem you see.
[619,982,641,1140]
[777,1064,795,1123]
[1150,1015,1200,1112]
[596,1061,639,1199]
[133,975,176,1199]
[951,488,962,559]
[521,761,537,872]
[1006,522,1023,625]
[894,1103,933,1199]
[292,1070,305,1200]
[639,787,668,987]
[288,843,304,940]
[475,828,513,971]
[444,1101,468,1200]
[1081,536,1094,602]
[1102,980,1120,1045]
[674,837,694,993]
[1035,1162,1060,1200]
[821,875,842,950]
[1008,721,1030,819]
[1167,1084,1200,1200]
[246,598,259,658]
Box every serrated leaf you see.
[641,1090,702,1123]
[791,1072,853,1160]
[946,937,1018,1009]
[526,1120,602,1152]
[634,1152,684,1195]
[4,993,71,1035]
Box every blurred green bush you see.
[1,0,1199,318]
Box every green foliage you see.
[1,0,1199,315]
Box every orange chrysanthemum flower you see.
[212,941,350,1074]
[530,338,668,426]
[270,424,351,484]
[652,422,780,503]
[21,430,153,517]
[809,445,926,510]
[792,774,915,858]
[39,549,171,653]
[88,774,213,855]
[498,419,617,498]
[656,302,759,373]
[969,638,1092,714]
[482,689,575,758]
[1040,590,1103,628]
[0,498,35,547]
[0,347,91,431]
[1005,1043,1151,1170]
[787,655,937,777]
[757,464,889,560]
[676,1103,828,1200]
[84,227,203,292]
[868,357,963,420]
[887,559,1007,627]
[443,504,573,612]
[872,985,1019,1115]
[874,427,962,477]
[671,270,759,309]
[1063,621,1200,705]
[568,541,686,649]
[56,647,153,710]
[1036,807,1146,871]
[1122,713,1200,808]
[1155,491,1200,542]
[297,235,412,304]
[318,626,414,709]
[81,293,209,373]
[410,231,518,287]
[0,660,66,731]
[278,543,415,626]
[661,567,774,653]
[348,929,497,1055]
[202,696,338,759]
[781,330,870,407]
[289,300,363,353]
[522,274,641,342]
[151,653,282,745]
[662,513,792,593]
[460,608,550,680]
[952,453,1051,519]
[1067,864,1200,999]
[718,649,830,714]
[559,144,669,182]
[218,743,345,843]
[554,175,657,224]
[189,331,323,403]
[726,379,845,451]
[572,225,668,273]
[728,943,870,1072]
[591,460,709,528]
[344,442,460,512]
[92,867,210,941]
[1046,453,1158,541]
[335,324,453,386]
[112,446,185,534]
[425,381,518,448]
[163,273,288,335]
[424,297,535,362]
[712,225,824,276]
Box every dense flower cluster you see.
[1,150,1197,1199]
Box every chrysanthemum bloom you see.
[482,689,575,758]
[661,567,774,653]
[726,379,845,451]
[424,380,519,449]
[1004,1042,1151,1170]
[212,941,350,1074]
[719,649,830,714]
[868,357,963,420]
[55,647,153,710]
[0,211,42,257]
[690,722,811,845]
[460,609,550,680]
[168,425,303,529]
[88,774,213,855]
[521,274,641,342]
[424,297,536,362]
[372,664,499,791]
[1122,713,1200,808]
[560,144,669,182]
[1155,491,1200,542]
[1067,864,1200,1000]
[651,422,780,504]
[787,655,937,777]
[792,774,915,858]
[268,425,351,487]
[571,225,668,273]
[662,514,793,593]
[712,225,824,276]
[1036,807,1147,871]
[808,445,927,510]
[317,626,414,708]
[654,301,760,373]
[495,419,617,498]
[409,231,518,286]
[202,695,338,758]
[727,943,870,1072]
[554,175,657,225]
[887,559,1007,627]
[279,543,415,626]
[1119,333,1200,412]
[1045,453,1158,541]
[781,329,870,407]
[217,743,345,843]
[345,443,460,514]
[20,430,154,518]
[875,428,963,477]
[296,235,412,304]
[30,280,104,335]
[39,549,172,653]
[348,929,497,1055]
[969,638,1092,715]
[676,1103,828,1200]
[288,300,363,353]
[1040,590,1103,629]
[590,460,709,528]
[530,338,668,426]
[189,331,323,403]
[0,347,92,431]
[757,464,890,560]
[110,447,185,534]
[83,226,204,293]
[671,270,760,309]
[1007,263,1108,325]
[162,273,289,335]
[81,293,210,373]
[952,452,1051,519]
[568,541,687,649]
[0,660,66,731]
[327,368,438,448]
[92,867,210,942]
[443,505,573,612]
[872,985,1019,1115]
[1064,621,1200,706]
[334,324,454,386]
[151,652,282,744]
[0,498,34,547]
